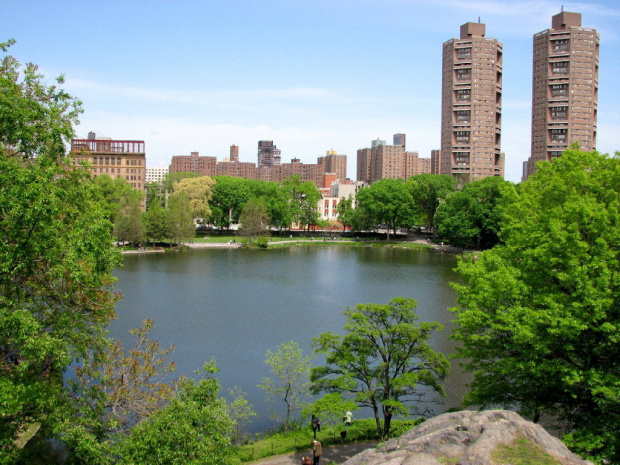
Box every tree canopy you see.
[451,149,620,463]
[435,176,515,249]
[354,179,413,239]
[0,40,121,461]
[311,298,450,439]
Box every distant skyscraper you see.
[257,140,281,168]
[317,150,348,181]
[393,133,406,148]
[230,144,239,162]
[524,11,599,179]
[441,22,504,183]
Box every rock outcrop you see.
[341,410,592,465]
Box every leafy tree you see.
[226,387,257,443]
[283,176,321,231]
[311,298,450,439]
[116,361,240,465]
[406,174,456,234]
[92,174,143,224]
[302,393,358,428]
[239,198,269,245]
[336,195,355,231]
[450,149,620,463]
[166,189,195,245]
[143,200,169,245]
[435,176,515,249]
[0,40,120,461]
[60,320,177,464]
[209,176,252,229]
[258,341,312,431]
[161,171,201,194]
[354,179,413,239]
[172,175,216,220]
[114,194,145,246]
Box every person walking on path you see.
[344,410,352,427]
[312,439,322,465]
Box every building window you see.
[457,47,471,60]
[455,110,470,123]
[456,89,471,102]
[552,39,569,52]
[551,84,568,97]
[455,131,469,143]
[550,106,568,119]
[456,68,471,81]
[550,129,567,142]
[551,61,569,75]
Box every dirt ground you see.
[249,441,378,465]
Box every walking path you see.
[249,440,378,465]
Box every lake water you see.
[109,246,469,433]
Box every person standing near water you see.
[312,439,322,465]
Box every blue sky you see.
[3,0,619,182]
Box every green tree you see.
[143,200,169,245]
[166,190,195,245]
[209,176,252,229]
[258,341,312,431]
[302,393,358,428]
[435,176,515,249]
[114,194,145,246]
[239,198,269,245]
[0,40,120,461]
[92,174,143,224]
[116,361,240,465]
[283,176,321,231]
[336,195,355,231]
[354,179,413,240]
[406,174,456,234]
[311,298,450,439]
[450,149,620,463]
[173,175,216,221]
[161,171,201,194]
[60,320,177,464]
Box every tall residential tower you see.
[441,22,504,183]
[524,11,599,179]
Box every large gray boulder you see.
[341,410,592,465]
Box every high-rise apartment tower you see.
[524,11,599,179]
[257,140,281,168]
[441,22,504,183]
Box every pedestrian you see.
[311,414,321,439]
[312,439,322,465]
[344,410,353,427]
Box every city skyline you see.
[3,0,619,183]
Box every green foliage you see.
[239,198,269,245]
[209,176,252,228]
[435,176,515,249]
[166,189,195,244]
[354,179,413,239]
[0,40,120,460]
[302,393,358,427]
[116,361,240,465]
[143,200,170,245]
[311,298,450,439]
[283,176,321,231]
[406,174,456,234]
[258,341,313,431]
[113,194,145,245]
[173,175,216,220]
[451,149,620,463]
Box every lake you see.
[109,245,469,433]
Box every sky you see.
[3,0,619,182]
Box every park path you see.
[249,440,378,465]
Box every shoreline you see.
[122,239,467,254]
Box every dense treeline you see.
[4,40,620,464]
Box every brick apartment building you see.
[70,132,146,190]
[441,22,504,182]
[524,11,599,179]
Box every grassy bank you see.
[238,418,424,463]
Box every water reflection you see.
[110,246,468,433]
